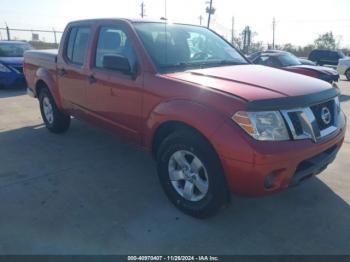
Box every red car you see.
[24,19,346,218]
[250,50,340,83]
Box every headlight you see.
[0,63,11,73]
[232,111,290,141]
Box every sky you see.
[1,0,349,47]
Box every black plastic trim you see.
[246,88,340,111]
[290,145,339,187]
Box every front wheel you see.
[39,88,70,133]
[156,130,229,218]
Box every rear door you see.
[57,26,92,115]
[85,23,143,145]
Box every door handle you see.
[87,75,97,84]
[58,68,66,76]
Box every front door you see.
[85,25,143,145]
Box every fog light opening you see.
[264,172,277,189]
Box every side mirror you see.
[102,55,131,74]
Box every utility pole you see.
[272,17,276,49]
[206,0,215,28]
[53,28,57,45]
[231,16,235,45]
[140,1,146,18]
[5,23,10,40]
[243,26,251,54]
[199,15,203,25]
[165,0,167,20]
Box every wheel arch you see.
[152,121,214,157]
[34,68,64,110]
[345,67,350,80]
[147,99,227,158]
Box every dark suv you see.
[309,49,345,66]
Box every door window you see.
[95,26,137,72]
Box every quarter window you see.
[66,27,91,65]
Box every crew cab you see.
[24,19,346,218]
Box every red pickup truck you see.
[24,19,346,218]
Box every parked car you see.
[247,50,315,65]
[337,56,350,80]
[24,19,346,218]
[251,50,339,83]
[308,49,346,66]
[0,41,32,88]
[298,57,316,66]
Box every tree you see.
[314,32,336,50]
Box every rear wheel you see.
[39,88,70,133]
[156,129,229,218]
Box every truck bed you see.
[24,49,58,67]
[24,49,58,94]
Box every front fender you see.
[144,99,227,149]
[35,68,64,110]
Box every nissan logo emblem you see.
[321,107,331,125]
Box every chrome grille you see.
[281,97,339,142]
[310,100,335,130]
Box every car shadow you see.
[0,120,349,254]
[0,87,26,98]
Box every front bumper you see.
[212,111,346,197]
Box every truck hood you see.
[165,65,333,102]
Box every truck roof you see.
[68,18,168,24]
[67,18,206,28]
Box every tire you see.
[156,129,229,218]
[346,69,350,81]
[39,88,70,133]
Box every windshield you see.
[133,22,248,72]
[0,42,32,57]
[278,53,302,66]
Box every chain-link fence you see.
[0,26,63,49]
